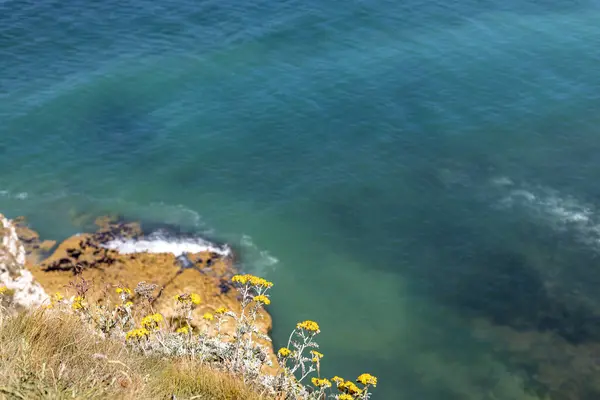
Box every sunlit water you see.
[2,0,600,398]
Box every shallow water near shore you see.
[3,0,600,398]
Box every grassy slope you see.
[0,310,270,400]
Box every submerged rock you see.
[471,317,600,400]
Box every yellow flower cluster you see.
[126,328,150,340]
[141,313,164,330]
[215,306,228,314]
[72,296,85,310]
[338,380,362,396]
[190,293,201,305]
[43,292,64,309]
[176,326,190,334]
[0,286,7,295]
[231,274,273,288]
[253,295,271,305]
[203,312,214,321]
[277,347,292,358]
[174,293,201,305]
[124,301,134,308]
[310,350,323,362]
[115,287,132,295]
[311,377,332,388]
[331,374,378,395]
[296,320,320,332]
[332,376,345,385]
[356,373,377,387]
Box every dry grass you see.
[0,310,271,400]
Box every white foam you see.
[496,181,600,248]
[240,234,279,270]
[500,188,592,224]
[104,234,231,257]
[490,176,514,187]
[0,190,29,200]
[259,251,279,267]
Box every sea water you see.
[2,0,600,398]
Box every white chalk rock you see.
[1,214,48,308]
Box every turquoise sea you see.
[2,0,600,398]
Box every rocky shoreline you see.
[1,213,277,369]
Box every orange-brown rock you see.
[25,218,277,372]
[38,240,57,252]
[15,224,39,243]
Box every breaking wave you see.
[103,230,231,257]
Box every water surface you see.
[2,0,600,398]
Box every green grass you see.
[0,310,271,400]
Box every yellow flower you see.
[249,276,273,288]
[125,328,150,340]
[231,274,273,288]
[141,315,152,328]
[310,350,323,362]
[53,292,64,302]
[0,286,14,296]
[231,274,249,285]
[311,377,331,388]
[190,293,201,305]
[278,347,292,358]
[203,312,214,321]
[253,295,271,305]
[332,376,345,385]
[124,301,134,308]
[356,373,377,387]
[115,287,132,295]
[176,326,190,334]
[71,296,85,310]
[215,306,228,314]
[338,395,353,400]
[296,320,320,332]
[339,381,362,396]
[174,293,201,305]
[141,313,164,329]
